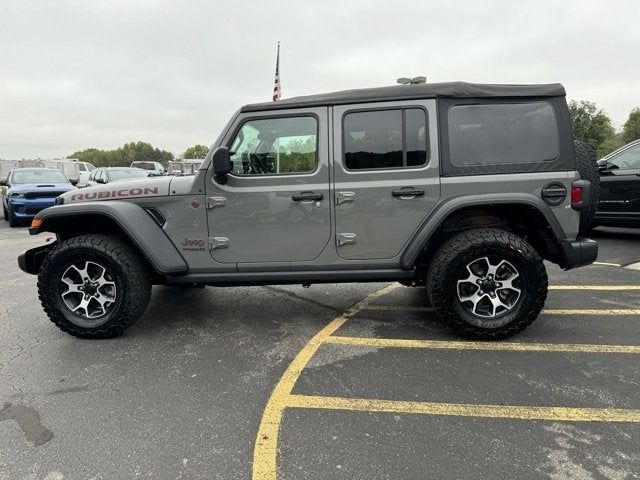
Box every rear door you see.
[332,100,440,260]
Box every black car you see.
[594,139,640,228]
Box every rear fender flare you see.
[400,193,567,269]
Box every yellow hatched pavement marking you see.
[286,394,640,423]
[252,283,640,479]
[364,305,640,315]
[325,335,640,354]
[252,283,401,480]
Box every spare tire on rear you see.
[574,140,600,233]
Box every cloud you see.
[1,0,638,158]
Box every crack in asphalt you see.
[0,402,53,446]
[260,286,341,313]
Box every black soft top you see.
[241,81,565,112]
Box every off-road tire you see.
[38,234,151,339]
[574,140,600,234]
[426,228,548,339]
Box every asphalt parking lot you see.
[1,222,640,479]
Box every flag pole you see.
[272,41,281,102]
[273,42,281,172]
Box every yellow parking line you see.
[549,285,640,290]
[366,305,435,312]
[325,335,640,354]
[544,309,640,315]
[252,283,401,480]
[286,394,640,423]
[365,305,640,315]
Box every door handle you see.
[391,188,425,198]
[292,192,323,202]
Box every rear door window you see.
[447,102,559,167]
[343,108,428,170]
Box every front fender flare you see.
[29,201,188,275]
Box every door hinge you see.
[337,233,358,246]
[206,196,226,209]
[336,191,356,205]
[209,237,230,250]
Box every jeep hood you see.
[60,176,173,204]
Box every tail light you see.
[570,180,590,210]
[571,186,582,205]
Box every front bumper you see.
[559,237,598,270]
[9,198,56,218]
[18,242,57,275]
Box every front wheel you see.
[7,205,19,227]
[38,234,151,339]
[426,228,548,339]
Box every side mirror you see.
[0,179,7,187]
[596,158,608,170]
[96,178,106,184]
[212,147,231,184]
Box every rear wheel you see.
[38,234,151,339]
[427,228,548,339]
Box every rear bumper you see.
[558,237,598,270]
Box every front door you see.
[332,100,441,260]
[599,142,640,222]
[206,108,331,266]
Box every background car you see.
[0,167,75,227]
[130,161,165,176]
[594,139,640,228]
[86,167,150,187]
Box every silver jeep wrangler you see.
[19,82,598,339]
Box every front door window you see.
[229,116,317,175]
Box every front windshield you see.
[11,170,68,184]
[109,170,150,181]
[85,163,96,172]
[607,144,640,170]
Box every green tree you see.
[568,100,617,157]
[622,107,640,143]
[68,142,173,167]
[182,144,209,159]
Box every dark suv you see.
[595,139,640,228]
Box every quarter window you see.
[448,102,559,167]
[343,108,428,170]
[229,116,317,175]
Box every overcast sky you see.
[1,0,639,159]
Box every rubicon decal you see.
[70,186,160,202]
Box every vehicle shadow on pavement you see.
[126,285,349,339]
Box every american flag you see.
[272,42,281,101]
